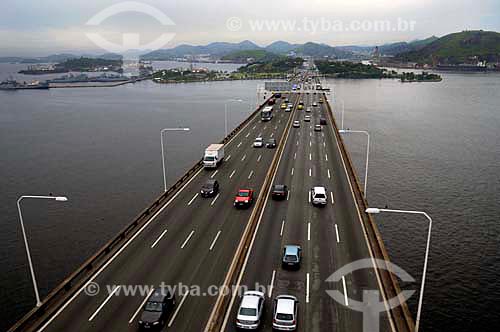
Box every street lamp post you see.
[161,127,190,192]
[365,207,433,332]
[224,99,247,138]
[17,195,68,307]
[339,129,370,198]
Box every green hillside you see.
[221,49,279,63]
[238,57,304,73]
[397,30,500,64]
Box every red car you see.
[234,189,254,208]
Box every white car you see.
[293,120,300,128]
[272,295,298,330]
[236,291,265,329]
[304,115,311,122]
[314,124,322,131]
[312,102,318,107]
[311,186,327,206]
[253,137,263,148]
[305,107,312,113]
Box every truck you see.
[203,144,225,168]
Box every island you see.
[19,57,123,75]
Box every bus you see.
[261,106,273,121]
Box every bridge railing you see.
[323,93,415,332]
[8,96,273,332]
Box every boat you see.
[0,79,49,90]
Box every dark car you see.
[268,98,275,106]
[234,189,254,209]
[138,288,176,330]
[274,93,282,98]
[320,117,327,125]
[200,179,219,197]
[282,245,302,269]
[271,184,288,200]
[266,138,277,148]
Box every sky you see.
[0,0,499,56]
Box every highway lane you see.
[37,92,301,332]
[222,89,393,332]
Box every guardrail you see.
[204,94,300,332]
[323,93,415,332]
[8,96,274,332]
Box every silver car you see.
[236,291,265,329]
[272,295,298,330]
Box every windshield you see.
[239,307,257,316]
[315,193,326,199]
[238,191,249,197]
[144,301,163,312]
[284,254,297,262]
[204,156,215,161]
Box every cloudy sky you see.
[1,0,499,56]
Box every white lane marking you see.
[245,132,250,138]
[181,230,195,249]
[270,132,274,138]
[237,141,242,148]
[335,224,340,243]
[306,273,310,304]
[37,99,265,332]
[278,119,281,124]
[280,220,285,237]
[287,190,290,200]
[323,142,326,147]
[294,152,297,160]
[330,192,335,205]
[88,286,121,321]
[291,167,294,176]
[269,270,276,298]
[168,292,188,327]
[296,140,299,146]
[309,140,312,147]
[226,155,231,162]
[322,132,325,137]
[128,288,155,324]
[274,125,278,130]
[325,154,328,161]
[310,132,312,137]
[229,170,236,178]
[187,193,198,206]
[307,222,311,241]
[258,132,262,137]
[342,276,349,306]
[308,190,311,203]
[209,231,222,251]
[328,169,331,179]
[151,229,168,249]
[210,170,218,178]
[257,154,262,162]
[210,193,220,206]
[309,168,312,177]
[309,153,312,161]
[248,170,254,179]
[241,154,246,162]
[252,125,256,130]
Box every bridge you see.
[9,75,415,332]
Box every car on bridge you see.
[293,120,300,128]
[138,288,176,330]
[311,186,327,206]
[271,184,288,200]
[253,137,264,148]
[266,138,277,148]
[234,189,254,208]
[312,101,318,107]
[236,291,265,329]
[282,245,302,269]
[304,115,311,122]
[200,179,219,198]
[314,124,322,132]
[280,103,287,110]
[272,295,299,331]
[320,117,327,125]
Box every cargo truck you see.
[203,144,225,168]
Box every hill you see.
[238,57,304,73]
[396,30,500,64]
[378,36,438,55]
[221,50,280,63]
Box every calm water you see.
[1,65,499,331]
